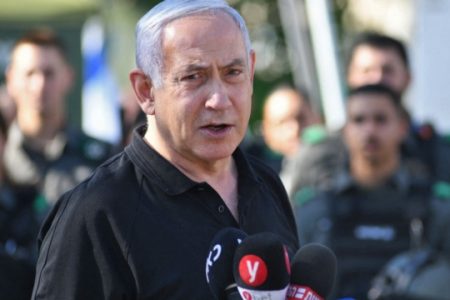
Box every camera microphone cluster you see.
[205,228,337,300]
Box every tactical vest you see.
[324,181,431,299]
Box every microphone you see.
[206,227,248,300]
[233,232,291,300]
[287,243,337,300]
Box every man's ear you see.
[129,69,155,115]
[249,50,256,84]
[398,114,409,142]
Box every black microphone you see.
[287,243,337,300]
[233,232,291,300]
[206,227,248,300]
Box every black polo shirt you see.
[32,125,299,300]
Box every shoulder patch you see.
[292,186,316,206]
[416,123,435,141]
[432,181,450,201]
[444,133,450,144]
[82,139,112,162]
[33,194,49,214]
[301,125,328,145]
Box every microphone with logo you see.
[286,243,337,300]
[206,227,248,300]
[233,232,291,300]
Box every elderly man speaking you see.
[31,1,299,299]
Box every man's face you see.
[262,89,314,157]
[347,45,410,95]
[6,44,73,118]
[150,12,255,164]
[344,93,407,164]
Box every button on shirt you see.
[32,125,299,300]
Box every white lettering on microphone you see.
[242,290,273,300]
[287,285,322,300]
[205,244,222,282]
[246,260,260,283]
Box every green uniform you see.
[293,162,450,299]
[4,122,113,212]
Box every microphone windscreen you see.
[206,227,248,300]
[233,232,290,291]
[290,243,337,298]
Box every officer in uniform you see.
[294,84,450,299]
[346,32,450,182]
[4,29,112,215]
[0,101,39,300]
[285,32,450,200]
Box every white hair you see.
[135,0,252,88]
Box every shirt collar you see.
[334,162,414,194]
[125,125,261,197]
[9,121,68,160]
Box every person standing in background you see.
[286,32,450,200]
[244,84,322,174]
[0,109,39,300]
[294,84,450,299]
[4,28,113,215]
[347,32,450,182]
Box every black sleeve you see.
[31,188,136,300]
[429,196,450,255]
[294,191,330,247]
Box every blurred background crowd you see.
[1,0,450,299]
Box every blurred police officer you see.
[4,28,112,214]
[287,32,450,199]
[0,108,38,300]
[294,84,450,299]
[347,32,450,182]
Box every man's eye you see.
[44,70,55,79]
[225,69,245,82]
[375,114,387,124]
[352,116,364,124]
[229,69,242,75]
[182,73,201,81]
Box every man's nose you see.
[205,79,231,110]
[363,119,379,134]
[368,69,384,84]
[30,72,47,92]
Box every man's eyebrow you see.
[181,63,208,73]
[177,59,246,74]
[223,58,246,68]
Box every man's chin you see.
[363,154,382,165]
[198,144,237,161]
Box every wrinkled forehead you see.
[161,12,248,69]
[162,10,242,47]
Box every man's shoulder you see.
[84,151,138,197]
[56,152,138,215]
[243,151,282,183]
[38,153,138,243]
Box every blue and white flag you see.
[82,16,121,144]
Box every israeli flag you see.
[82,16,121,144]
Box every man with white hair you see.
[31,1,299,299]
